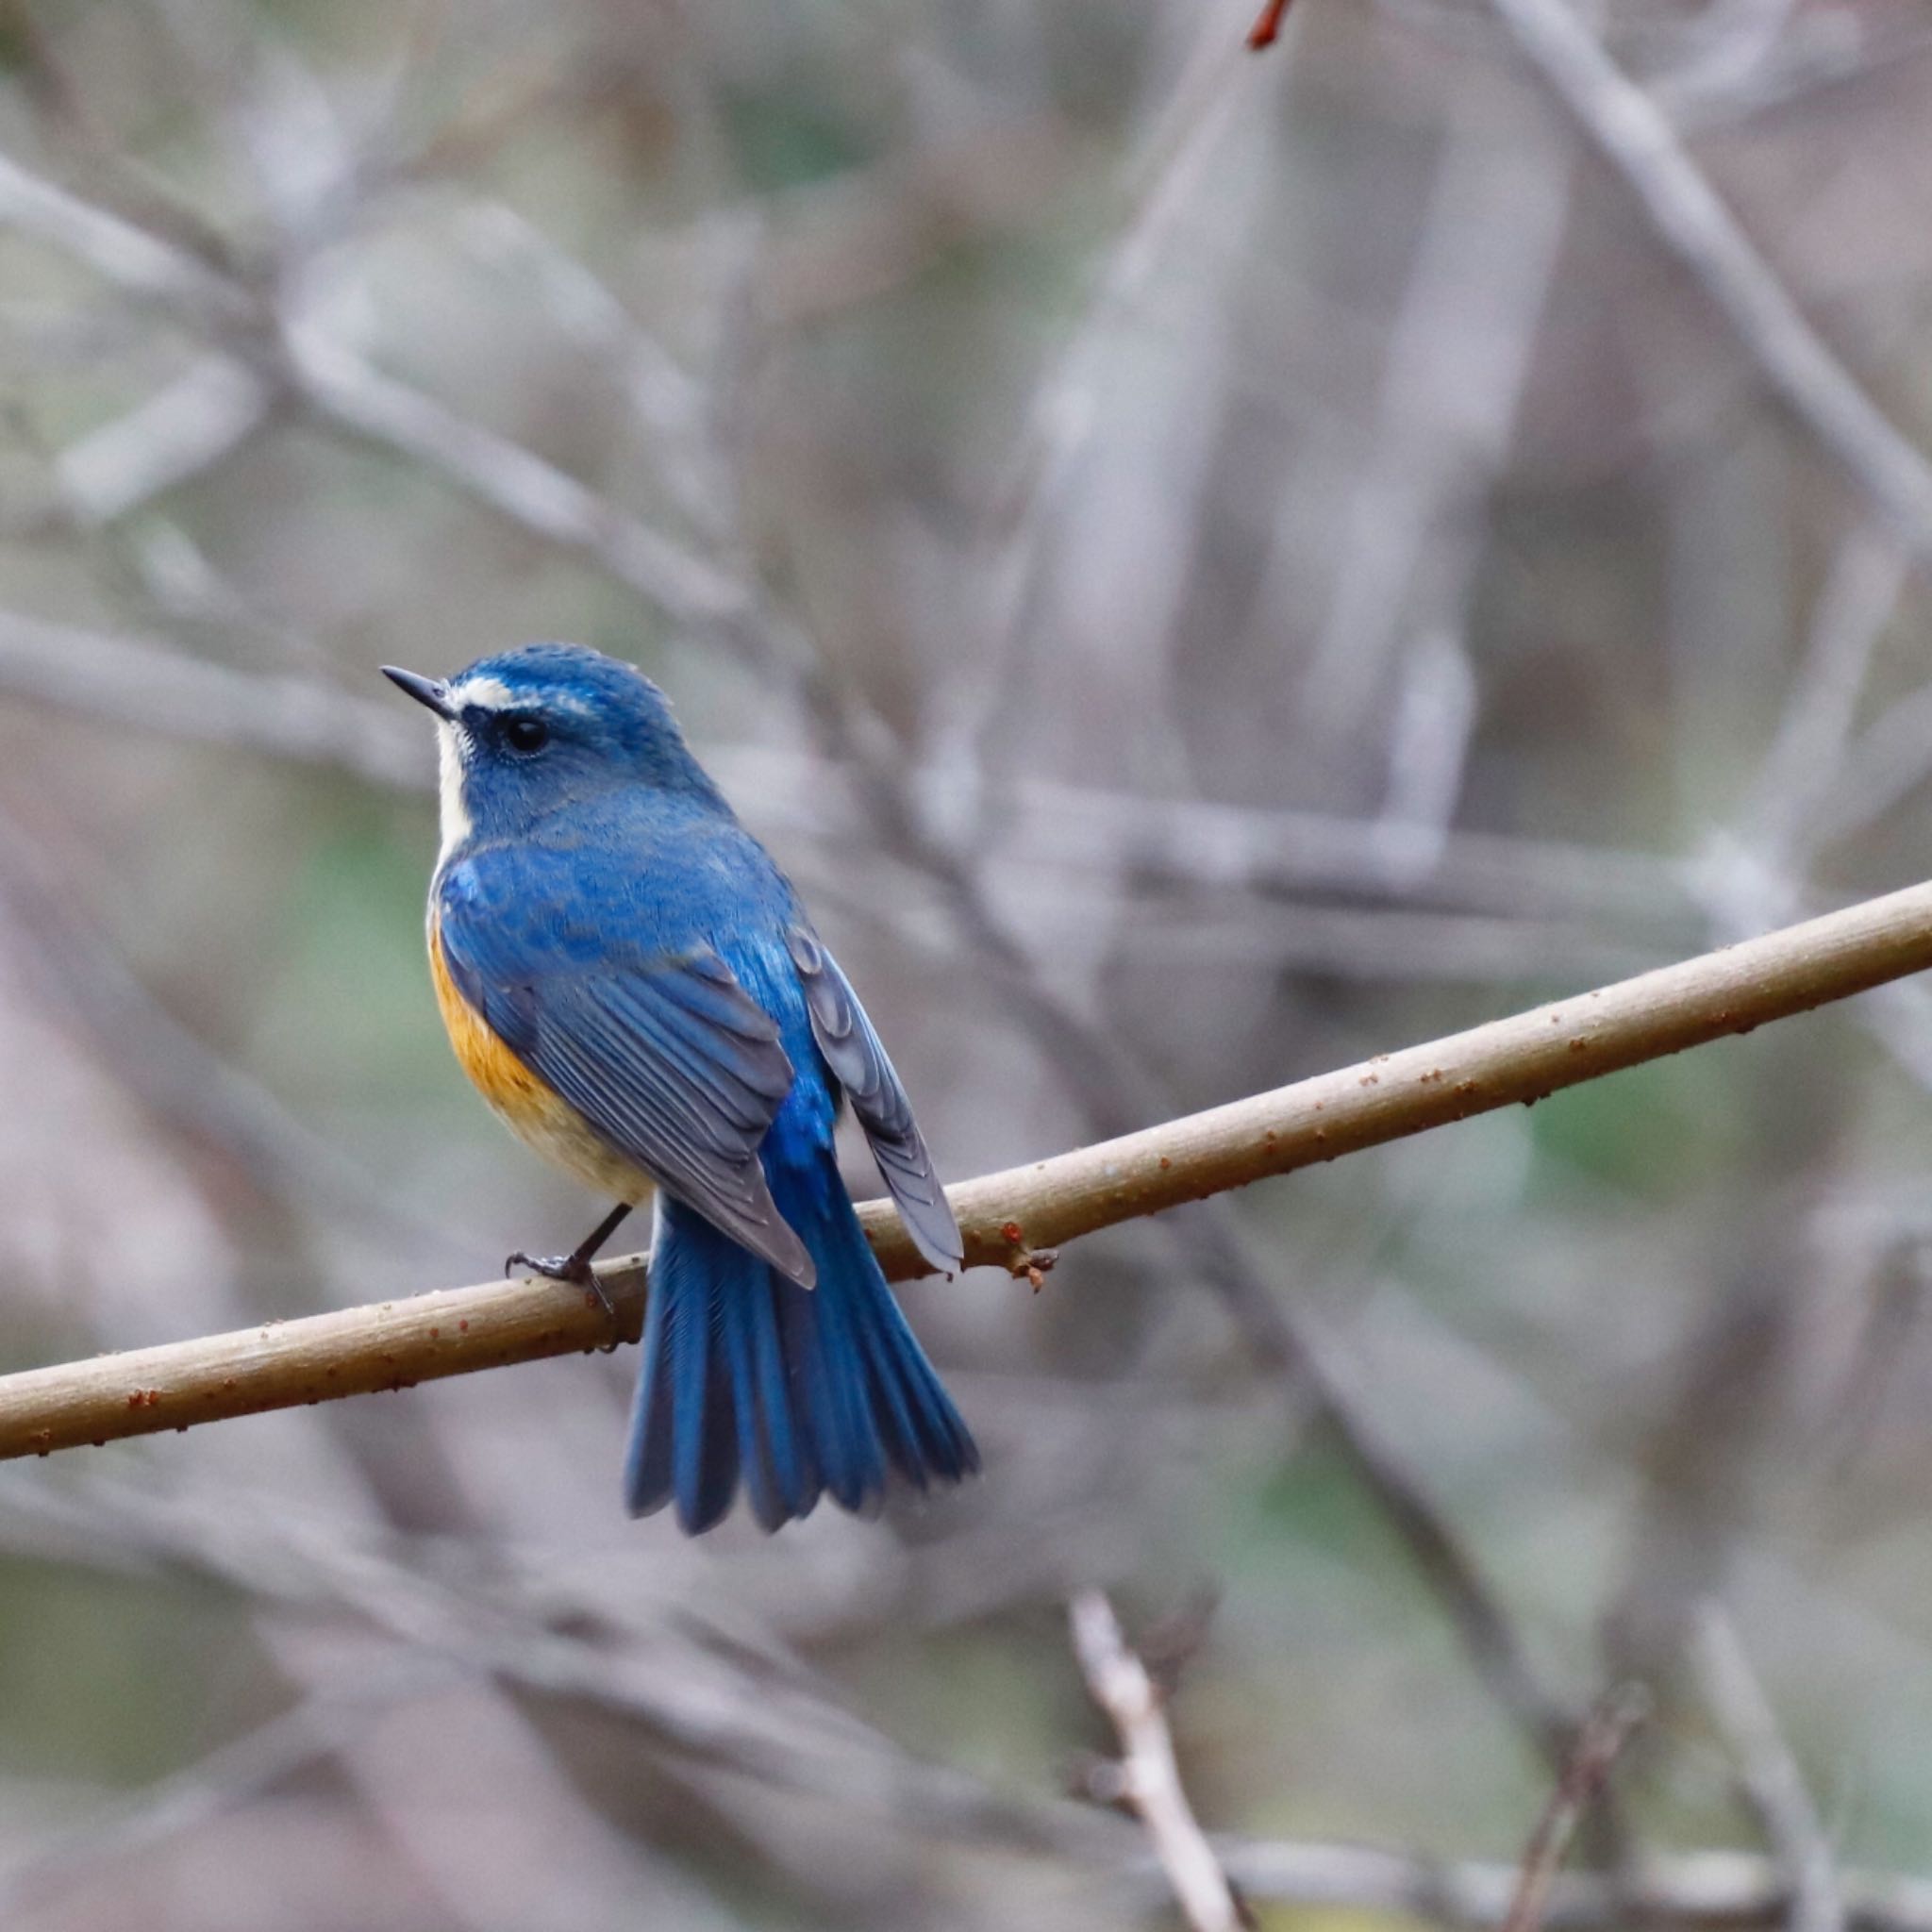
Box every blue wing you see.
[439,859,815,1287]
[785,924,963,1274]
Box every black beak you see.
[382,666,458,721]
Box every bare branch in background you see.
[0,625,1691,928]
[0,609,420,785]
[1692,1607,1845,1932]
[0,151,251,330]
[0,145,830,712]
[1303,77,1567,741]
[1069,1589,1248,1932]
[45,355,273,528]
[0,1659,463,1924]
[1220,1837,1932,1929]
[0,809,459,1258]
[1485,0,1932,571]
[1499,1683,1650,1932]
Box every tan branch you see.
[1,876,1931,1457]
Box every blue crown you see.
[453,641,671,718]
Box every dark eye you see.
[501,713,550,755]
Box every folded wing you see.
[786,924,964,1274]
[440,867,813,1286]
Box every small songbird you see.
[383,642,976,1533]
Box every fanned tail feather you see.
[625,1162,977,1533]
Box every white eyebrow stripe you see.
[447,675,594,718]
[448,675,519,709]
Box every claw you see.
[506,1248,620,1339]
[506,1247,592,1287]
[504,1202,633,1351]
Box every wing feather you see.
[786,925,963,1273]
[439,867,814,1286]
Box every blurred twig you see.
[0,623,1691,929]
[0,1471,1128,1868]
[0,1459,1923,1931]
[1069,1588,1248,1932]
[0,145,829,710]
[1692,1607,1845,1932]
[0,808,463,1261]
[2,1469,1919,1932]
[1485,0,1932,570]
[0,608,421,785]
[1282,1304,1578,1766]
[0,1657,462,1923]
[42,355,274,529]
[1219,1837,1932,1929]
[1499,1683,1650,1932]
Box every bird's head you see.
[382,642,718,853]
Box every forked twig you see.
[1069,1589,1249,1932]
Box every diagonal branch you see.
[1500,1683,1651,1932]
[1484,0,1932,569]
[0,146,821,695]
[1692,1607,1845,1932]
[0,872,1929,1457]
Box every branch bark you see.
[2,874,1931,1459]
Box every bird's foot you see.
[506,1204,633,1351]
[506,1249,620,1329]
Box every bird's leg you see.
[507,1201,634,1327]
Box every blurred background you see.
[0,0,1928,1924]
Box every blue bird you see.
[382,642,976,1533]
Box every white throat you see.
[436,722,473,865]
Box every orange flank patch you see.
[430,914,655,1205]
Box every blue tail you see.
[624,1156,978,1533]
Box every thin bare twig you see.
[0,1465,1927,1930]
[47,354,274,527]
[1692,1607,1845,1932]
[1283,1309,1579,1766]
[1220,1835,1932,1929]
[0,625,1689,927]
[0,810,459,1260]
[0,608,421,787]
[0,146,825,708]
[1069,1589,1247,1932]
[0,1660,462,1922]
[1484,0,1932,571]
[0,1470,1124,1868]
[1500,1683,1650,1932]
